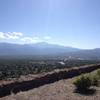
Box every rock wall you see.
[0,64,100,98]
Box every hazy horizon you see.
[0,0,100,49]
[0,41,99,50]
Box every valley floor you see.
[0,75,100,100]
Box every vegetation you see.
[91,69,100,86]
[0,58,99,80]
[74,69,100,93]
[74,74,92,91]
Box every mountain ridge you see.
[0,42,100,60]
[0,42,80,55]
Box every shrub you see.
[91,69,100,86]
[97,69,100,78]
[74,74,92,92]
[91,75,99,86]
[94,69,100,86]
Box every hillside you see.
[1,69,100,100]
[0,64,100,99]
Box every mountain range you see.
[0,42,100,60]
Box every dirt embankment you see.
[0,64,100,98]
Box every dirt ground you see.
[0,75,100,100]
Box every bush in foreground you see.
[74,69,100,93]
[91,75,99,86]
[73,74,92,92]
[92,69,100,86]
[97,69,100,78]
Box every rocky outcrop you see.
[0,64,100,98]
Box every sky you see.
[0,0,100,49]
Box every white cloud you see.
[0,32,23,39]
[44,36,51,40]
[21,37,43,44]
[0,32,52,44]
[0,32,6,39]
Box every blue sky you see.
[0,0,100,49]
